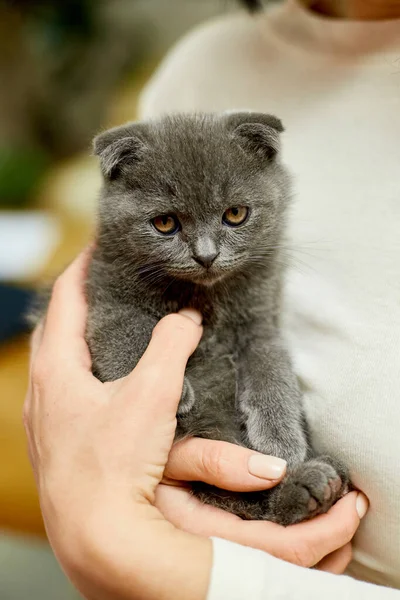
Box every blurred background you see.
[0,1,245,597]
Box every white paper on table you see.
[0,211,60,281]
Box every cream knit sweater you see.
[139,1,400,596]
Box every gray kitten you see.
[40,112,350,525]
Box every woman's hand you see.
[23,249,368,600]
[157,438,367,573]
[24,249,212,600]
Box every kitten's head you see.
[93,112,290,286]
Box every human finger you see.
[165,438,286,491]
[315,543,352,574]
[155,485,323,566]
[156,487,367,568]
[156,483,243,536]
[125,310,203,414]
[40,247,93,372]
[284,492,368,567]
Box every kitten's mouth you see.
[171,266,230,286]
[192,272,226,286]
[181,267,231,287]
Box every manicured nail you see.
[178,309,203,325]
[356,493,369,518]
[248,454,287,480]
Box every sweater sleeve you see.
[208,538,400,600]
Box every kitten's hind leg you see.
[262,455,350,526]
[192,455,350,526]
[192,483,272,521]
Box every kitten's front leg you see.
[87,302,196,418]
[237,335,309,466]
[236,333,349,524]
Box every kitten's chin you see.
[173,269,228,287]
[195,274,225,287]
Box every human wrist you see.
[46,492,212,600]
[76,511,212,600]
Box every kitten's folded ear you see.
[93,123,148,179]
[224,112,284,162]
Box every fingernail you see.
[356,493,369,519]
[248,454,287,480]
[178,309,202,325]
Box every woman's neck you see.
[303,0,400,19]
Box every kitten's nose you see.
[193,251,219,269]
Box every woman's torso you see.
[140,1,400,587]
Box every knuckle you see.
[138,363,179,399]
[339,517,358,543]
[201,444,226,481]
[343,543,353,564]
[289,539,317,568]
[165,441,190,476]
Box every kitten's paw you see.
[177,377,195,415]
[268,457,350,526]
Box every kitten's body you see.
[39,113,349,525]
[88,244,277,446]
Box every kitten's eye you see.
[152,214,180,235]
[222,206,249,227]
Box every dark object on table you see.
[0,283,34,343]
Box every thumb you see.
[124,309,203,415]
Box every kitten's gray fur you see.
[36,112,350,525]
